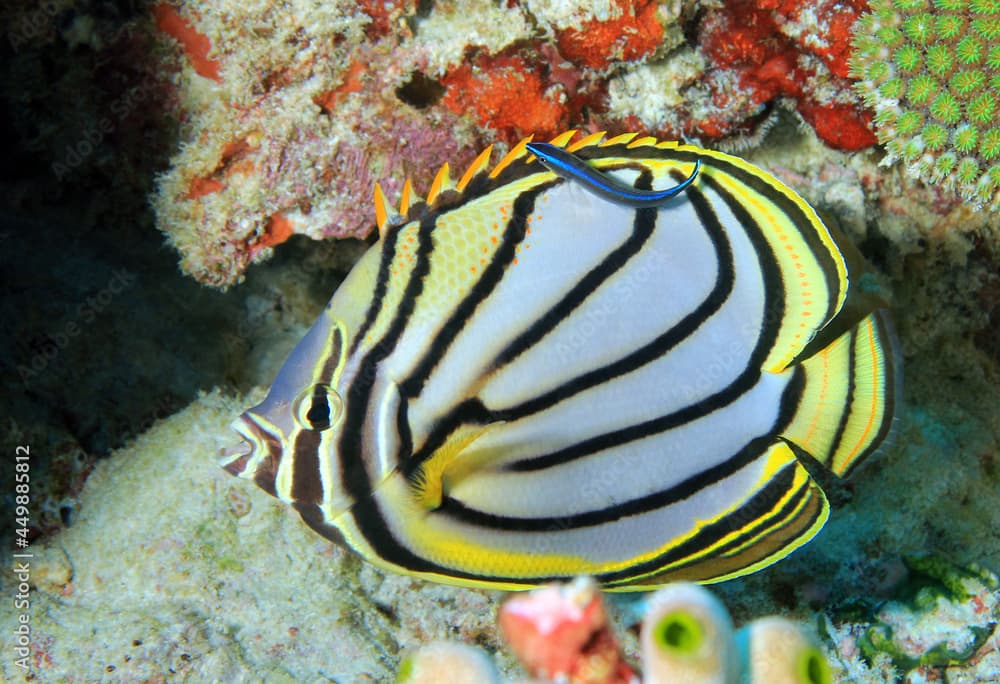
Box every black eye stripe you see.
[296,383,340,431]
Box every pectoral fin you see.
[408,423,505,510]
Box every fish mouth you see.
[219,416,257,476]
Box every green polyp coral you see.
[851,0,1000,208]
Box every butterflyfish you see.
[221,131,901,591]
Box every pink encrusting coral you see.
[151,0,881,287]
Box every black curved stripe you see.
[597,460,809,584]
[585,144,843,324]
[335,185,555,580]
[496,174,788,475]
[402,177,660,479]
[489,171,658,371]
[401,398,490,481]
[438,367,806,532]
[498,178,746,471]
[348,223,403,357]
[395,185,555,478]
[398,183,555,401]
[339,213,438,505]
[496,179,734,427]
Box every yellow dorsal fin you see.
[602,132,639,146]
[373,182,393,233]
[627,135,659,148]
[567,131,606,152]
[548,129,578,147]
[426,162,453,205]
[399,178,415,215]
[457,145,493,192]
[654,139,681,151]
[490,136,533,178]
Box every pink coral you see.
[498,578,638,684]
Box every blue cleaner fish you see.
[220,131,901,591]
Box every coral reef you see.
[150,0,888,287]
[402,578,833,684]
[5,1,1000,682]
[676,0,876,148]
[851,0,1000,208]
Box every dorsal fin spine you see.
[399,179,414,215]
[490,136,534,178]
[567,131,606,152]
[548,130,578,147]
[457,145,493,192]
[373,182,391,233]
[426,162,452,204]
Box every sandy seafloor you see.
[2,1,1000,682]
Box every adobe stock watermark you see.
[50,73,159,182]
[17,268,137,386]
[12,444,33,672]
[6,1,59,53]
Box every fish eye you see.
[293,384,343,431]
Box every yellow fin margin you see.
[548,129,578,147]
[783,310,898,478]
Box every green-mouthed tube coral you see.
[397,641,501,684]
[640,582,739,684]
[736,616,832,684]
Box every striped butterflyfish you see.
[221,130,900,591]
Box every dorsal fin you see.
[567,131,606,152]
[457,145,493,192]
[602,132,639,147]
[371,129,700,230]
[490,136,534,178]
[426,162,453,205]
[373,182,395,234]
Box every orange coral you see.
[314,59,366,113]
[799,101,876,152]
[185,135,259,199]
[249,213,296,256]
[152,4,222,82]
[697,0,876,150]
[440,53,567,143]
[556,0,664,70]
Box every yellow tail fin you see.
[783,309,901,478]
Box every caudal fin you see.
[782,309,901,478]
